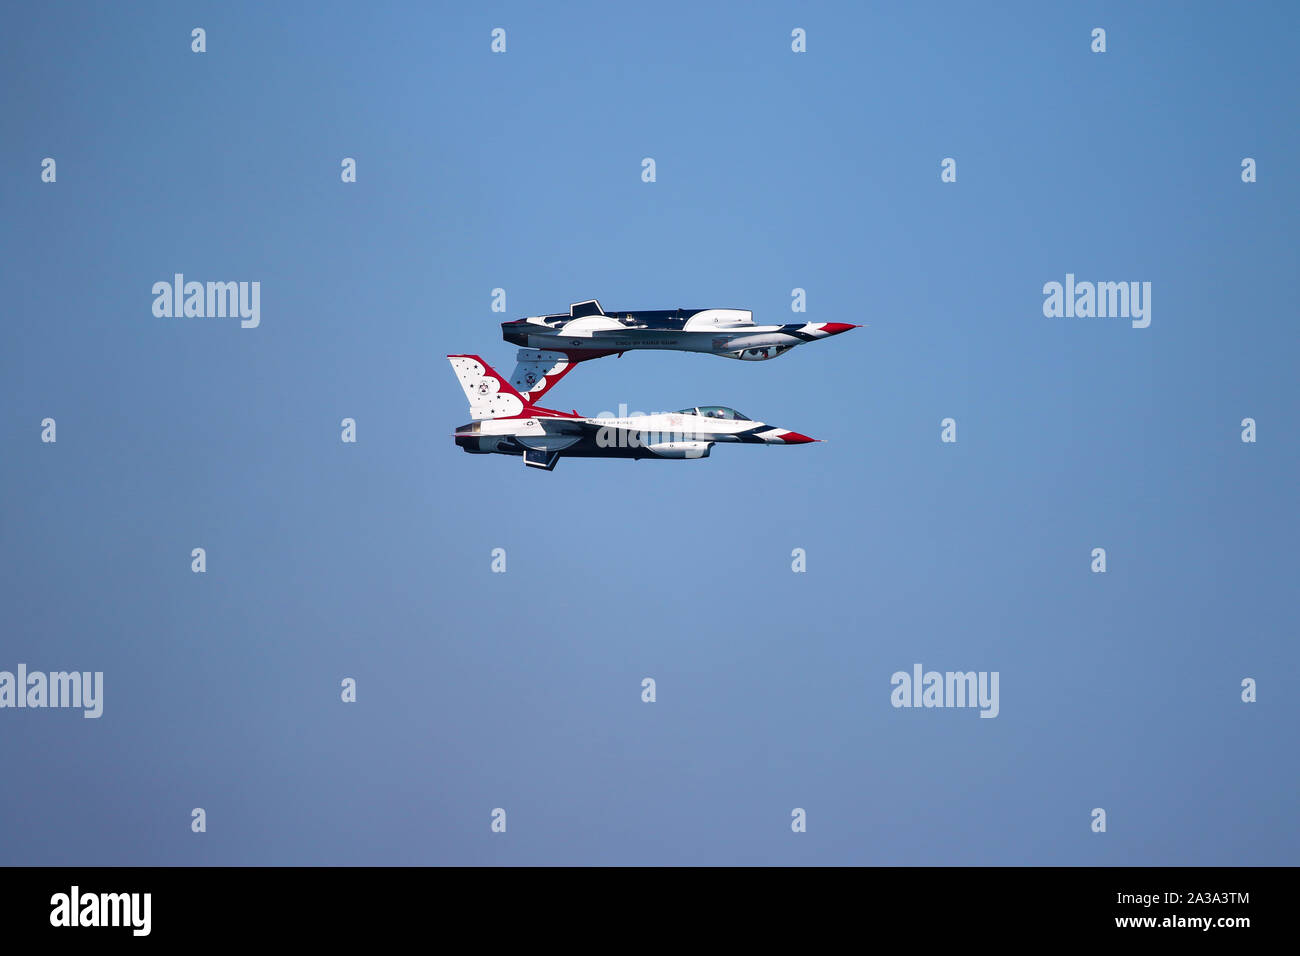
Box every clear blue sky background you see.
[2,1,1296,865]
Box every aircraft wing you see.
[526,417,716,465]
[531,417,599,437]
[518,417,597,470]
[535,416,710,445]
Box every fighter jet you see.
[500,299,856,401]
[450,355,817,471]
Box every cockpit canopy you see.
[676,405,751,421]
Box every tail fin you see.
[508,348,619,403]
[448,354,528,420]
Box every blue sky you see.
[1,1,1296,865]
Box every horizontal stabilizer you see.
[523,448,560,470]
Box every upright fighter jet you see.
[449,355,817,471]
[500,299,857,402]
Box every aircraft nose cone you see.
[778,431,818,444]
[820,323,859,335]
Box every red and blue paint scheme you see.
[449,354,817,472]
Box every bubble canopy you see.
[675,406,751,421]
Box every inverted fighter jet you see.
[500,299,856,402]
[450,355,817,471]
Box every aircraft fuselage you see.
[454,405,815,469]
[502,303,856,361]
